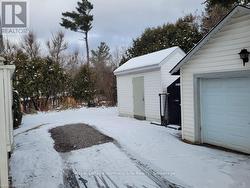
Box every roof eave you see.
[170,5,250,75]
[114,64,160,76]
[158,47,186,67]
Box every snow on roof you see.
[114,46,179,75]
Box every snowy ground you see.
[10,107,250,188]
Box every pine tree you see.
[40,58,67,109]
[205,0,249,9]
[13,54,44,111]
[90,42,116,104]
[120,14,202,65]
[12,49,68,111]
[90,42,111,66]
[61,0,93,65]
[71,65,96,105]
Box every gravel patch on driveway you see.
[49,123,113,152]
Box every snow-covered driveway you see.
[10,107,250,188]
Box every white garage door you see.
[200,77,250,154]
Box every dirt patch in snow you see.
[63,168,80,188]
[50,123,113,152]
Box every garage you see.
[170,5,250,154]
[200,77,250,153]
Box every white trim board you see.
[170,5,250,75]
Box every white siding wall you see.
[160,51,184,92]
[181,13,250,142]
[0,71,9,187]
[117,75,133,117]
[117,70,161,121]
[0,65,15,187]
[144,71,162,121]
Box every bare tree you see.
[201,4,229,34]
[3,40,18,60]
[111,46,126,70]
[22,32,40,59]
[47,31,68,63]
[65,49,81,76]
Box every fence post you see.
[0,65,9,187]
[0,59,15,187]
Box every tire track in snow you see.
[113,141,187,188]
[60,153,83,188]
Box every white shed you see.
[114,46,185,121]
[170,5,250,154]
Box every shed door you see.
[200,77,250,154]
[133,77,145,120]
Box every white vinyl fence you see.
[0,62,15,187]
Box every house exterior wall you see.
[180,13,250,142]
[117,70,161,121]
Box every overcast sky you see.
[6,0,205,55]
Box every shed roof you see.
[170,5,250,75]
[114,46,182,75]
